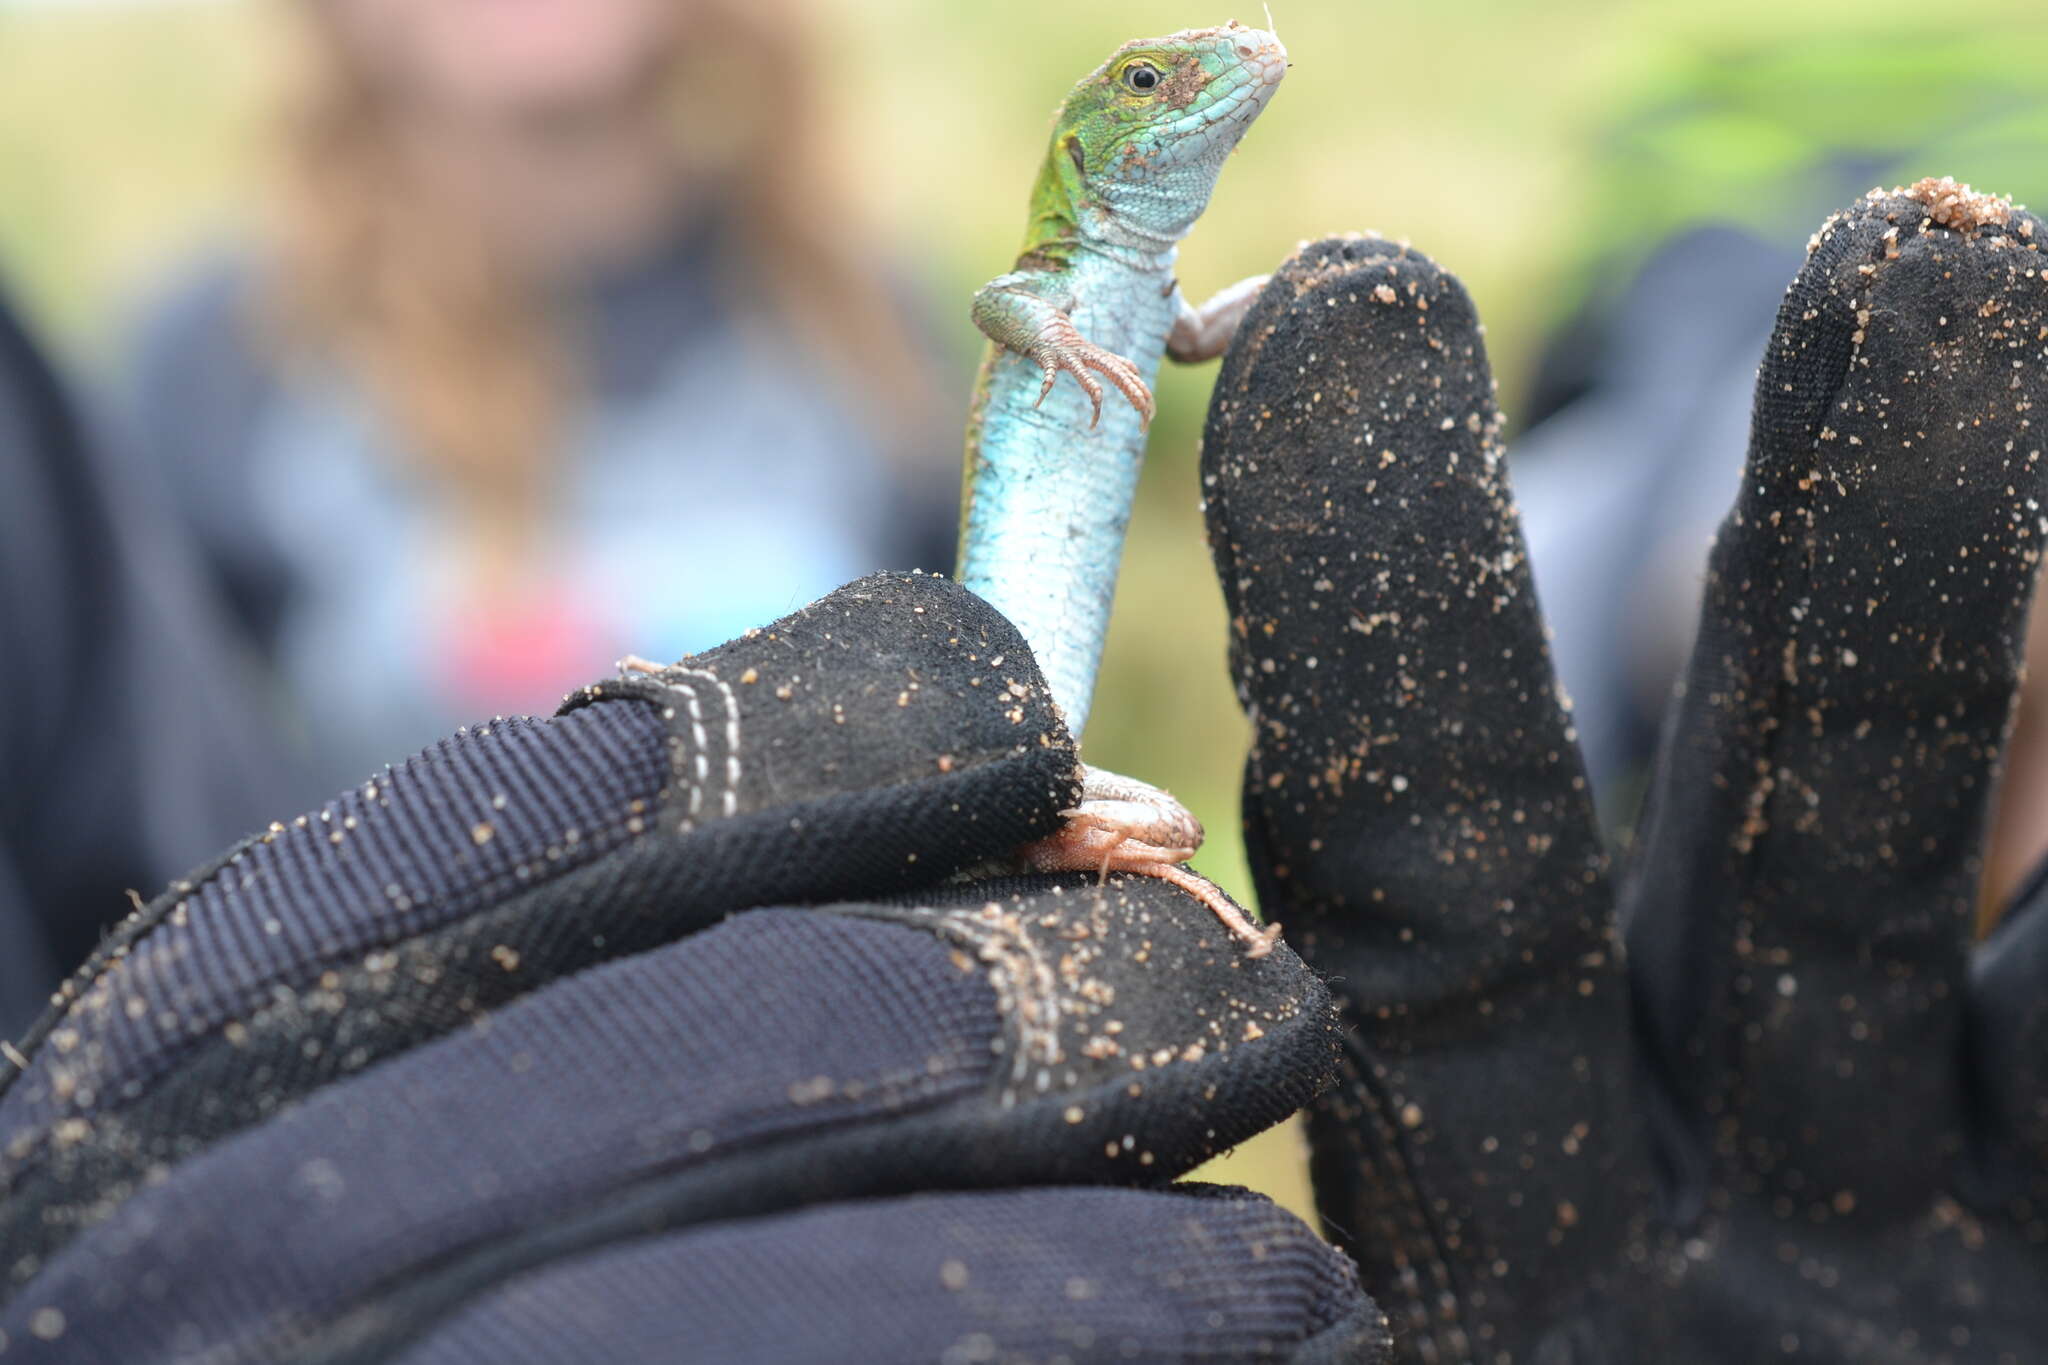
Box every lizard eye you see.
[1124,62,1161,93]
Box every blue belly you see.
[958,257,1176,742]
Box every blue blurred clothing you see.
[0,282,297,1038]
[115,224,955,800]
[1514,227,1802,817]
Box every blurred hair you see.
[265,0,937,574]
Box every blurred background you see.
[3,0,2047,1220]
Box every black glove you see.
[1209,195,2048,1361]
[12,185,2041,1365]
[0,575,1379,1363]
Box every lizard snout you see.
[1228,29,1288,89]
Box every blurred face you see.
[324,0,681,120]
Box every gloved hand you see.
[9,183,2044,1365]
[0,578,1380,1362]
[1210,190,2048,1362]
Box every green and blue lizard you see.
[957,22,1287,954]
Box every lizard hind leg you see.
[1016,765,1281,958]
[1138,862,1283,960]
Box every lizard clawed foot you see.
[1014,766,1281,958]
[1030,331,1157,430]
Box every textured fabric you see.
[0,571,1373,1363]
[0,702,672,1155]
[1623,190,2048,1358]
[3,914,993,1360]
[1206,234,1632,1357]
[1207,205,2048,1361]
[0,574,1079,1283]
[393,1187,1375,1365]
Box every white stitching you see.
[670,667,742,817]
[646,675,708,827]
[621,660,742,824]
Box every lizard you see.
[956,22,1287,956]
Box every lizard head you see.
[1053,22,1287,242]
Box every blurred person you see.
[0,281,296,1038]
[114,0,956,801]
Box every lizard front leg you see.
[1017,765,1282,958]
[973,273,1156,428]
[1166,275,1271,363]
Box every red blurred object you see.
[437,585,610,715]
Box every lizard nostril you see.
[1237,42,1256,58]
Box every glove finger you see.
[0,881,1341,1362]
[385,1187,1385,1365]
[367,1186,1381,1365]
[1622,185,2048,1214]
[0,572,1077,1293]
[1203,236,1644,1357]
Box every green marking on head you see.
[1022,22,1287,261]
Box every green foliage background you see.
[4,0,2045,1224]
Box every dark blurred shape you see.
[112,0,958,799]
[0,282,296,1038]
[1516,226,1796,819]
[1514,32,2048,841]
